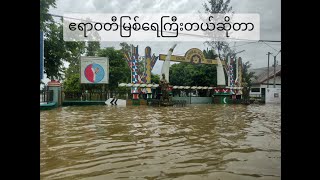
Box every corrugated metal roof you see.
[249,65,281,84]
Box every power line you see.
[264,43,281,46]
[259,40,281,43]
[275,50,281,57]
[49,13,101,24]
[262,41,279,52]
[233,41,259,47]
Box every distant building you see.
[249,65,281,103]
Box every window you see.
[274,93,279,98]
[251,88,260,92]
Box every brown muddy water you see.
[40,104,280,180]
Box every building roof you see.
[249,65,281,84]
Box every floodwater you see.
[40,104,281,180]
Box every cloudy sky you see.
[44,0,281,83]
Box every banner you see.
[80,57,109,84]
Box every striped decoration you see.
[131,45,139,84]
[238,58,242,87]
[229,58,234,94]
[124,46,159,85]
[124,52,132,70]
[150,54,158,70]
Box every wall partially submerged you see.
[266,88,281,104]
[172,97,212,104]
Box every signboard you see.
[80,56,109,84]
[40,31,44,80]
[185,48,206,64]
[159,48,226,66]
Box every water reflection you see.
[41,104,280,180]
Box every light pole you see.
[267,52,272,88]
[273,56,276,88]
[271,50,281,88]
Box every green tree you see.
[170,49,219,87]
[63,45,132,92]
[203,0,233,60]
[64,41,86,76]
[40,0,56,32]
[44,22,87,82]
[62,41,86,91]
[44,22,67,80]
[120,42,131,53]
[86,41,100,56]
[203,49,218,59]
[63,73,81,92]
[41,0,66,81]
[170,63,193,86]
[151,73,160,84]
[170,63,217,87]
[62,19,90,91]
[97,47,131,90]
[242,61,255,99]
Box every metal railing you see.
[62,90,130,101]
[40,89,53,104]
[172,89,214,97]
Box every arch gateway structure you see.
[159,47,244,104]
[119,45,244,105]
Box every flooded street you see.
[40,104,280,180]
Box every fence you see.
[172,89,214,97]
[40,89,54,104]
[62,90,131,101]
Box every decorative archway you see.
[159,47,244,104]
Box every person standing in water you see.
[160,73,169,101]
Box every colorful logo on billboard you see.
[185,48,206,64]
[80,57,109,84]
[84,63,105,83]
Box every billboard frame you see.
[80,56,109,84]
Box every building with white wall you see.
[249,65,281,103]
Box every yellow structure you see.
[159,48,226,66]
[145,47,152,95]
[145,47,152,83]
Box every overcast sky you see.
[44,0,281,83]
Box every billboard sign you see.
[80,56,109,84]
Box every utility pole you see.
[273,55,276,88]
[227,55,230,87]
[267,52,271,88]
